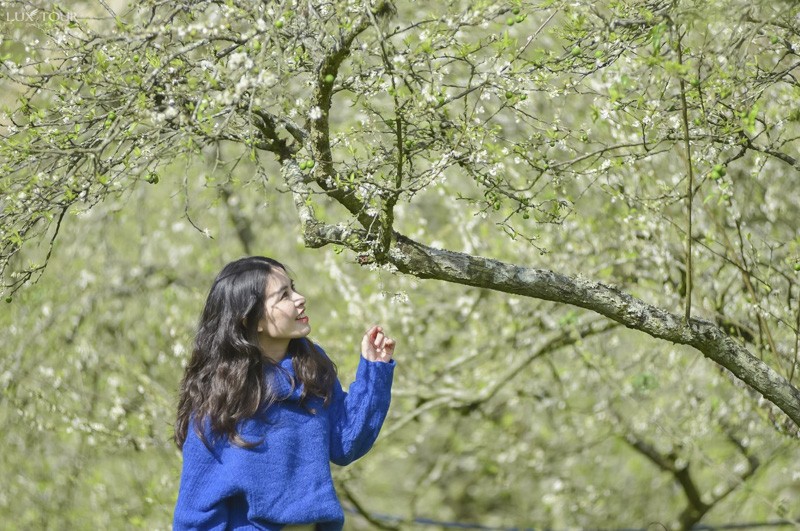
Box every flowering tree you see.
[3,0,797,426]
[2,0,800,526]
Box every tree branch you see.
[383,233,800,429]
[280,159,373,251]
[676,29,695,323]
[306,2,396,233]
[622,431,710,530]
[339,480,400,531]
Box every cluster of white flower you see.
[227,51,253,71]
[390,291,409,304]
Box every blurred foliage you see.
[1,0,800,529]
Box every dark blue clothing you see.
[173,346,395,530]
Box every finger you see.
[374,331,385,349]
[383,339,395,358]
[362,326,376,346]
[361,332,373,356]
[368,325,382,343]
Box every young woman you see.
[173,256,396,530]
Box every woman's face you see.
[256,268,310,356]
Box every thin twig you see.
[677,30,695,323]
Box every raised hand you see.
[361,325,396,363]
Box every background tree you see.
[1,0,799,529]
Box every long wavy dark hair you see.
[174,256,337,449]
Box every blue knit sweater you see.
[173,346,395,530]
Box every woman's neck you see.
[259,337,290,363]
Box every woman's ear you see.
[242,317,264,332]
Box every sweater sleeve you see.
[173,424,235,530]
[329,356,395,466]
